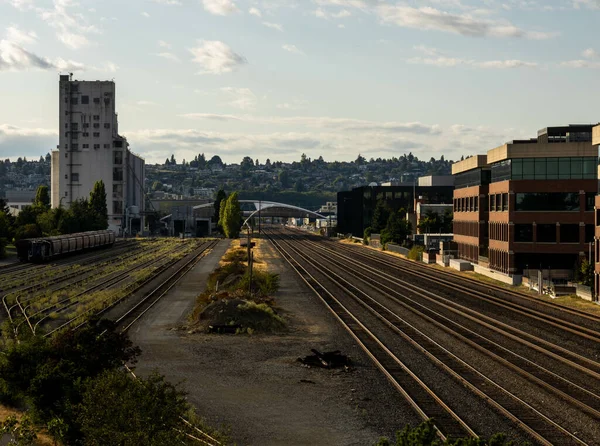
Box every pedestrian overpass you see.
[192,200,327,223]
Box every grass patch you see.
[189,240,282,334]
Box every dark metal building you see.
[337,184,454,237]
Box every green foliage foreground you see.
[375,420,515,446]
[0,320,224,445]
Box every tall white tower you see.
[51,75,145,233]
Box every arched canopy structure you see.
[192,200,326,225]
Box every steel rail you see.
[11,244,166,336]
[115,240,218,333]
[291,233,600,419]
[270,231,589,445]
[332,236,600,329]
[45,241,215,337]
[266,231,475,442]
[29,243,193,334]
[301,235,600,379]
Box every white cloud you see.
[100,61,118,72]
[220,87,257,110]
[6,26,37,45]
[202,0,239,15]
[155,52,181,62]
[282,44,304,55]
[0,39,85,72]
[37,0,100,50]
[573,0,600,9]
[338,24,345,28]
[189,40,247,74]
[153,0,182,5]
[249,7,262,17]
[560,47,600,68]
[262,21,284,31]
[276,99,308,110]
[582,48,599,59]
[158,40,172,49]
[333,9,351,17]
[560,59,600,68]
[6,0,34,11]
[141,11,151,17]
[375,5,554,39]
[0,124,57,159]
[409,46,538,68]
[178,113,442,134]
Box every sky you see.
[0,0,599,165]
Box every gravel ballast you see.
[129,239,420,445]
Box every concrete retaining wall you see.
[450,259,473,271]
[386,244,409,256]
[473,264,522,286]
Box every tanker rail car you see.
[16,230,116,263]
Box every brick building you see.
[454,124,598,278]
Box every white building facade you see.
[51,75,145,233]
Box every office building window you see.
[514,224,533,242]
[104,123,110,129]
[104,144,110,149]
[537,224,556,243]
[113,167,123,181]
[113,184,123,198]
[560,224,579,243]
[93,123,100,128]
[113,201,123,214]
[81,95,89,104]
[71,97,78,105]
[515,192,579,211]
[509,157,597,181]
[93,132,100,137]
[64,174,68,179]
[586,192,596,211]
[71,173,79,183]
[93,115,100,121]
[83,123,90,128]
[82,132,89,137]
[93,144,100,149]
[71,143,79,150]
[93,97,100,104]
[113,151,123,165]
[82,144,89,148]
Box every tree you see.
[371,200,391,233]
[355,154,366,165]
[279,170,291,188]
[241,156,254,176]
[222,192,242,239]
[170,154,176,165]
[580,259,594,287]
[152,181,163,191]
[381,209,412,246]
[294,179,304,193]
[208,155,223,167]
[0,211,11,258]
[34,185,50,210]
[214,189,227,232]
[78,370,189,446]
[89,180,108,230]
[197,153,206,169]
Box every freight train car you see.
[15,230,116,263]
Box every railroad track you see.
[3,243,157,334]
[43,240,215,337]
[111,240,222,446]
[322,230,600,332]
[265,228,596,444]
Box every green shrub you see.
[407,246,424,261]
[375,419,512,446]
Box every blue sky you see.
[0,0,599,164]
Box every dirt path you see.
[129,238,418,445]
